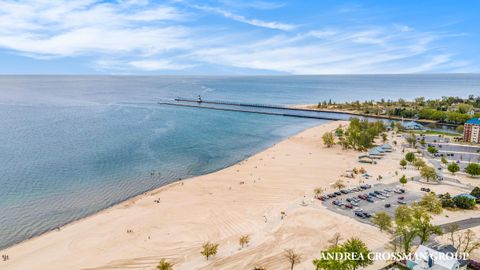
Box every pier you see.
[158,97,353,121]
[158,101,345,121]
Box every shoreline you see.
[1,120,400,270]
[0,121,322,251]
[291,104,461,127]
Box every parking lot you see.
[321,182,423,225]
[419,135,480,165]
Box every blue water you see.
[0,74,479,249]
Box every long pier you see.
[158,100,345,121]
[173,97,354,115]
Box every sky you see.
[0,0,478,75]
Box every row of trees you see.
[322,119,386,150]
[400,152,437,182]
[317,95,480,125]
[157,235,305,270]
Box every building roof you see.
[466,117,480,125]
[414,245,461,270]
[368,149,382,155]
[403,121,424,130]
[453,193,476,200]
[380,143,393,149]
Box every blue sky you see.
[0,0,478,74]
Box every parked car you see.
[363,212,372,218]
[351,201,359,206]
[367,197,375,203]
[398,200,406,204]
[398,196,405,200]
[420,187,431,192]
[353,208,363,212]
[345,204,353,209]
[334,191,342,196]
[385,203,391,208]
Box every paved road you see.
[440,217,480,231]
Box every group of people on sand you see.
[126,229,134,233]
[154,198,161,203]
[2,254,9,261]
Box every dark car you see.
[385,203,391,208]
[363,212,372,218]
[398,196,405,200]
[345,204,353,209]
[346,198,352,202]
[367,197,375,203]
[355,212,366,218]
[334,191,342,196]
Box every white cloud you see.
[0,1,475,74]
[129,60,195,70]
[185,4,296,31]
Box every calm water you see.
[0,74,479,249]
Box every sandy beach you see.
[1,121,406,270]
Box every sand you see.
[1,121,407,270]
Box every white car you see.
[353,208,363,212]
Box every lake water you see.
[0,74,479,249]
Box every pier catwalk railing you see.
[158,98,352,121]
[173,97,354,115]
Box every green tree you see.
[372,212,392,232]
[416,193,443,214]
[420,137,426,147]
[453,196,476,209]
[322,132,335,148]
[381,133,388,143]
[405,152,416,163]
[427,146,438,154]
[420,166,437,182]
[335,126,344,137]
[447,162,460,175]
[400,159,407,169]
[394,205,413,227]
[343,237,373,270]
[413,159,426,170]
[410,207,442,244]
[313,245,347,270]
[284,249,301,270]
[465,163,480,177]
[440,193,455,208]
[471,187,480,199]
[157,259,174,270]
[313,237,372,270]
[201,242,219,260]
[399,175,407,186]
[394,225,417,254]
[441,156,448,165]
